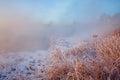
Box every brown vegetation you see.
[45,28,120,80]
[0,28,119,80]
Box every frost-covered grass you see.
[45,28,120,80]
[0,51,50,80]
[0,28,120,80]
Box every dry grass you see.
[45,28,120,80]
[0,28,119,80]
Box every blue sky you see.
[0,0,120,23]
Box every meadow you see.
[0,27,119,80]
[45,28,120,80]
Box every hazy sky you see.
[0,0,120,52]
[0,0,120,23]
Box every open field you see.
[0,28,119,80]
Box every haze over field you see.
[0,0,120,80]
[0,0,120,52]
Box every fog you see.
[0,0,120,52]
[0,12,120,52]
